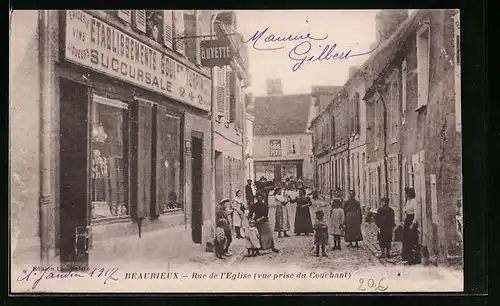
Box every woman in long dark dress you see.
[376,197,396,258]
[289,188,314,236]
[343,190,363,248]
[249,192,279,253]
[402,187,420,263]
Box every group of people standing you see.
[214,178,421,263]
[214,178,280,259]
[370,187,421,262]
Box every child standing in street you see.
[329,199,345,250]
[313,210,329,257]
[245,219,261,257]
[214,219,228,259]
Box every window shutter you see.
[163,11,173,49]
[130,100,153,220]
[393,70,400,141]
[173,11,186,55]
[331,116,335,145]
[229,71,236,123]
[354,93,360,134]
[118,10,132,23]
[402,58,407,124]
[133,10,147,33]
[216,67,225,115]
[151,105,160,218]
[225,69,231,119]
[234,76,242,129]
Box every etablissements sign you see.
[64,10,211,112]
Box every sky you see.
[235,10,380,97]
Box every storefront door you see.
[191,135,203,244]
[59,78,91,271]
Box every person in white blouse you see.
[402,187,420,263]
[273,187,291,238]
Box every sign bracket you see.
[174,33,239,41]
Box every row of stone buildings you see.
[11,10,252,269]
[310,9,462,262]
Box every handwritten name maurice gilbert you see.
[241,28,379,72]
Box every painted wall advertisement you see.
[64,10,212,111]
[269,139,282,157]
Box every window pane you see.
[91,101,128,220]
[158,113,181,212]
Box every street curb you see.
[225,247,247,266]
[362,232,387,269]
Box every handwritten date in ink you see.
[88,267,120,284]
[17,266,120,290]
[357,277,388,292]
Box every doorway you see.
[191,135,203,244]
[59,78,91,271]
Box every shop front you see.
[254,160,304,185]
[56,10,212,270]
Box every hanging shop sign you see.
[269,139,282,157]
[200,38,233,68]
[64,10,211,112]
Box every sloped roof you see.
[252,94,312,136]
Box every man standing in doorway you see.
[245,179,255,207]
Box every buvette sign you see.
[200,39,233,68]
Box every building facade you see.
[363,9,462,261]
[311,9,462,263]
[211,11,250,205]
[11,10,225,269]
[251,82,315,187]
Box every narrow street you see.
[232,195,380,270]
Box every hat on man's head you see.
[219,198,231,205]
[247,179,253,182]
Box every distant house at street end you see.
[249,81,322,187]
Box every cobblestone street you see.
[231,195,381,270]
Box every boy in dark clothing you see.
[313,210,328,257]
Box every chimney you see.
[348,66,359,78]
[266,79,283,96]
[375,10,409,42]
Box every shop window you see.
[145,10,164,45]
[91,95,129,220]
[157,108,182,213]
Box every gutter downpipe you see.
[38,10,52,265]
[210,12,219,239]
